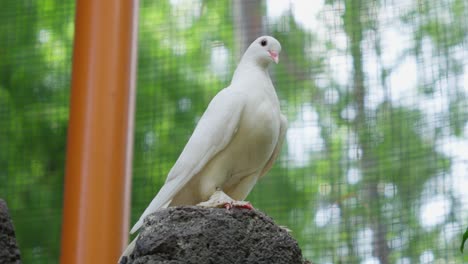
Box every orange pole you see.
[60,0,138,263]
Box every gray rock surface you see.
[0,199,21,264]
[122,206,307,264]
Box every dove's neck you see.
[231,60,270,85]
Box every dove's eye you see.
[260,39,268,47]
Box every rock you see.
[0,199,22,264]
[123,206,307,264]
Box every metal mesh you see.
[0,1,74,263]
[1,0,467,263]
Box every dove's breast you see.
[217,95,281,198]
[172,87,282,205]
[234,99,280,161]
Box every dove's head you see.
[243,36,282,67]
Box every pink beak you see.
[268,51,279,64]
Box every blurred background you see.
[1,0,467,263]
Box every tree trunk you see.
[343,0,390,263]
[233,0,263,57]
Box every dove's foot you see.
[197,190,254,210]
[223,201,254,210]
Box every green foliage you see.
[462,227,468,253]
[0,0,74,263]
[1,0,467,263]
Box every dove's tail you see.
[118,234,138,264]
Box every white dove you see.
[120,36,287,261]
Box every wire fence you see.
[0,0,467,263]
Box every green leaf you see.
[461,227,468,253]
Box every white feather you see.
[130,89,245,233]
[122,36,287,260]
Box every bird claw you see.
[197,190,254,210]
[222,201,254,210]
[240,202,254,210]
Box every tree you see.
[0,1,74,262]
[1,0,466,263]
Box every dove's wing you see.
[259,114,287,177]
[130,88,245,233]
